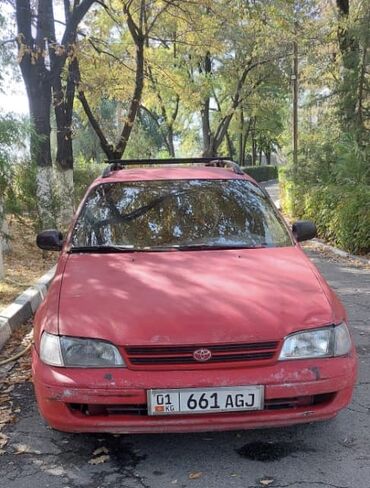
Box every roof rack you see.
[101,157,244,178]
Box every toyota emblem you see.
[193,348,212,362]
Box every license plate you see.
[147,386,264,416]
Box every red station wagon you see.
[33,158,357,433]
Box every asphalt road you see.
[0,187,369,488]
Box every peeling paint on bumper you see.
[32,348,357,434]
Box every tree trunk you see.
[167,127,175,157]
[201,96,213,156]
[201,52,213,156]
[53,59,77,226]
[201,59,265,158]
[16,0,54,226]
[239,108,244,165]
[266,147,271,165]
[77,10,146,161]
[226,131,235,160]
[252,137,257,166]
[15,0,96,228]
[115,39,145,157]
[336,0,360,130]
[26,75,55,227]
[77,86,117,160]
[242,118,252,166]
[28,83,52,169]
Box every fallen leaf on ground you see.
[0,395,11,405]
[189,472,203,480]
[92,446,109,456]
[15,444,30,454]
[0,409,15,426]
[2,385,14,394]
[260,479,274,486]
[14,443,41,455]
[88,454,110,465]
[0,433,8,449]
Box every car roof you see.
[93,166,255,185]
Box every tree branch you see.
[52,0,96,79]
[77,87,115,159]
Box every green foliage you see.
[334,186,370,254]
[9,159,59,231]
[0,116,28,218]
[8,159,39,218]
[3,0,369,252]
[73,105,166,162]
[278,166,305,217]
[242,165,278,182]
[124,110,166,158]
[281,178,370,254]
[281,95,369,254]
[73,158,102,204]
[334,133,370,185]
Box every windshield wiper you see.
[174,244,268,251]
[69,245,137,253]
[69,243,268,253]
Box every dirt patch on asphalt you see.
[236,441,315,462]
[303,242,370,270]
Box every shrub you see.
[334,185,370,254]
[242,165,278,182]
[280,178,370,254]
[278,166,306,217]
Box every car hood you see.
[58,247,335,345]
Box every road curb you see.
[310,239,370,265]
[0,266,56,351]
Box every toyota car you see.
[33,158,357,433]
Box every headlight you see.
[40,332,125,367]
[279,322,352,360]
[334,322,352,356]
[40,332,64,366]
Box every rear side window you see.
[71,179,292,250]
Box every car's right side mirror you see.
[36,230,64,251]
[292,220,317,242]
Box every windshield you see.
[71,179,292,251]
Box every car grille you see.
[124,341,279,367]
[68,393,336,417]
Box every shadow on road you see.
[0,247,369,488]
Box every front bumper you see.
[32,348,357,433]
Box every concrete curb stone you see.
[0,317,11,349]
[310,239,370,266]
[0,265,56,351]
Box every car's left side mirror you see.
[292,220,317,242]
[36,229,64,251]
